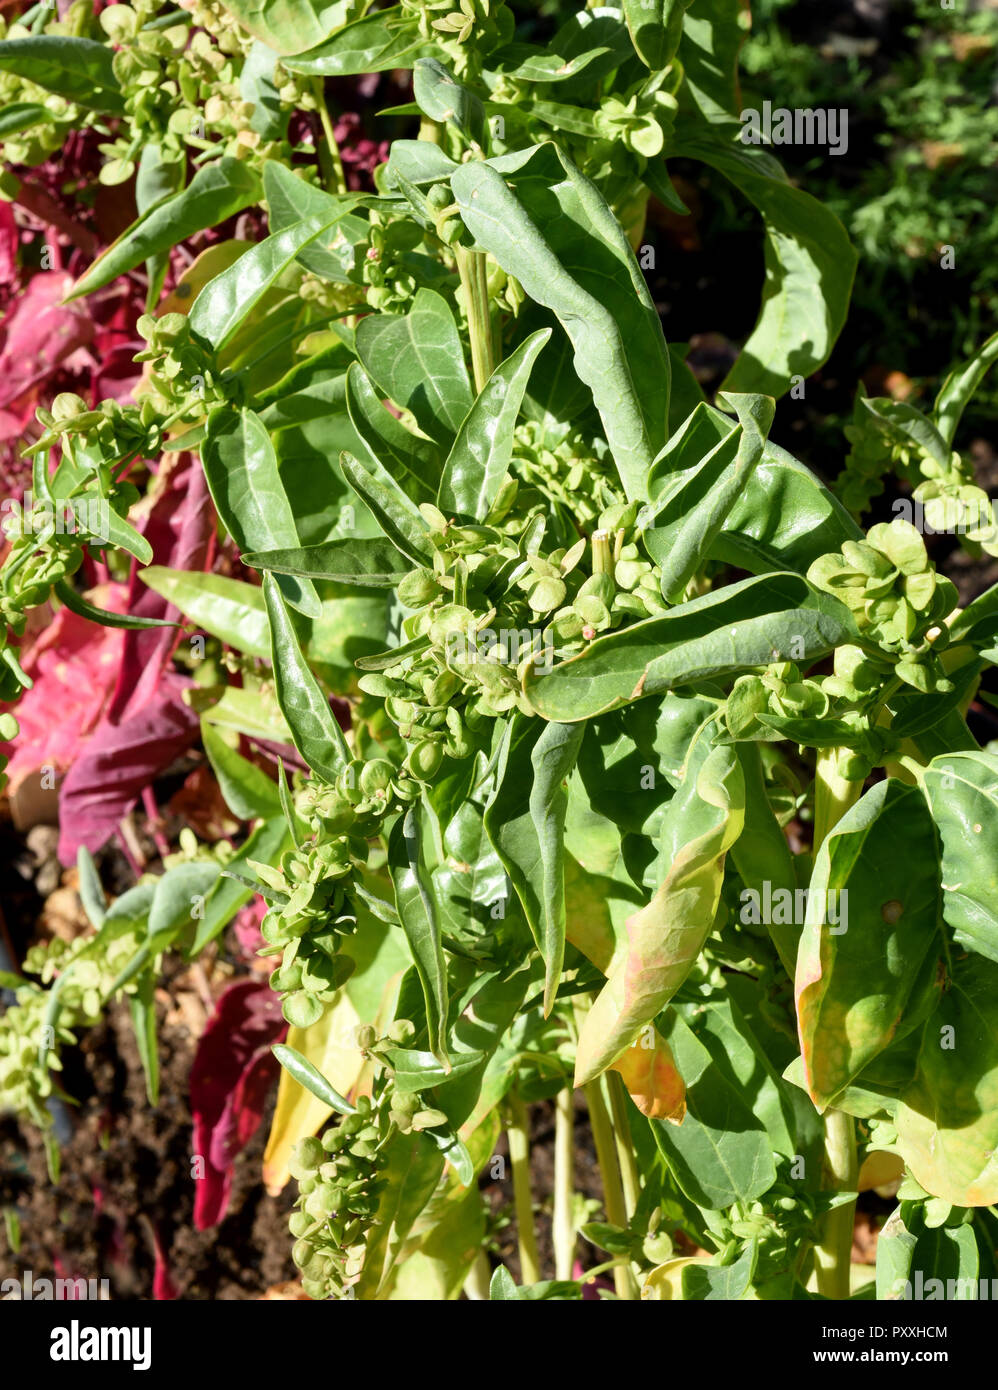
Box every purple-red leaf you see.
[189,979,286,1231]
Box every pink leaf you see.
[0,583,128,795]
[190,979,286,1231]
[56,671,201,863]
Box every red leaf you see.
[190,979,286,1231]
[56,671,201,863]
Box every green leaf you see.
[240,41,287,138]
[383,1048,484,1095]
[717,439,863,575]
[261,161,369,282]
[0,103,49,137]
[53,578,178,631]
[622,0,692,69]
[219,0,354,57]
[412,58,484,144]
[128,974,160,1107]
[189,212,349,351]
[652,1009,777,1209]
[201,722,281,822]
[355,288,473,445]
[678,0,744,119]
[437,330,550,521]
[0,37,124,113]
[935,330,998,448]
[190,816,291,954]
[202,406,321,618]
[271,1043,357,1113]
[854,396,951,473]
[281,6,429,74]
[895,956,998,1206]
[241,538,411,587]
[148,862,222,953]
[875,1207,980,1300]
[68,159,261,299]
[682,1241,758,1300]
[672,130,856,397]
[140,568,271,656]
[923,751,998,964]
[451,143,671,501]
[76,849,107,930]
[484,717,584,1015]
[576,743,744,1083]
[388,809,450,1069]
[66,499,153,565]
[647,392,775,601]
[345,362,441,505]
[341,452,433,565]
[524,572,856,722]
[796,779,943,1109]
[263,573,351,784]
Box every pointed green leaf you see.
[263,573,351,782]
[437,330,550,521]
[451,143,671,501]
[202,406,321,618]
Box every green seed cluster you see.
[808,519,957,693]
[0,926,142,1129]
[134,313,232,421]
[288,1018,454,1299]
[288,1098,388,1299]
[401,0,513,74]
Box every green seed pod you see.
[407,740,444,781]
[359,759,394,796]
[294,1136,324,1172]
[398,567,440,607]
[355,1024,377,1050]
[387,1018,416,1044]
[411,1107,448,1131]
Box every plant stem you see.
[606,1071,640,1221]
[456,245,495,393]
[584,1079,639,1300]
[506,1094,541,1286]
[553,1085,576,1280]
[812,747,862,852]
[311,78,347,195]
[810,749,861,1298]
[463,1251,492,1300]
[813,1108,858,1299]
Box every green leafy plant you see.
[4,0,998,1304]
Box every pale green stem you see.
[606,1071,640,1221]
[584,1079,639,1300]
[463,1251,492,1300]
[506,1094,541,1286]
[810,749,862,1297]
[311,79,347,196]
[813,1109,859,1299]
[553,1085,576,1281]
[456,245,495,393]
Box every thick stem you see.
[584,1079,639,1300]
[809,749,861,1298]
[813,1108,858,1299]
[812,748,862,852]
[456,245,495,393]
[506,1094,541,1286]
[463,1251,492,1300]
[553,1086,576,1280]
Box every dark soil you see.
[0,970,296,1301]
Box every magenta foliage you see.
[189,978,287,1230]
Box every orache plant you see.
[2,0,998,1303]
